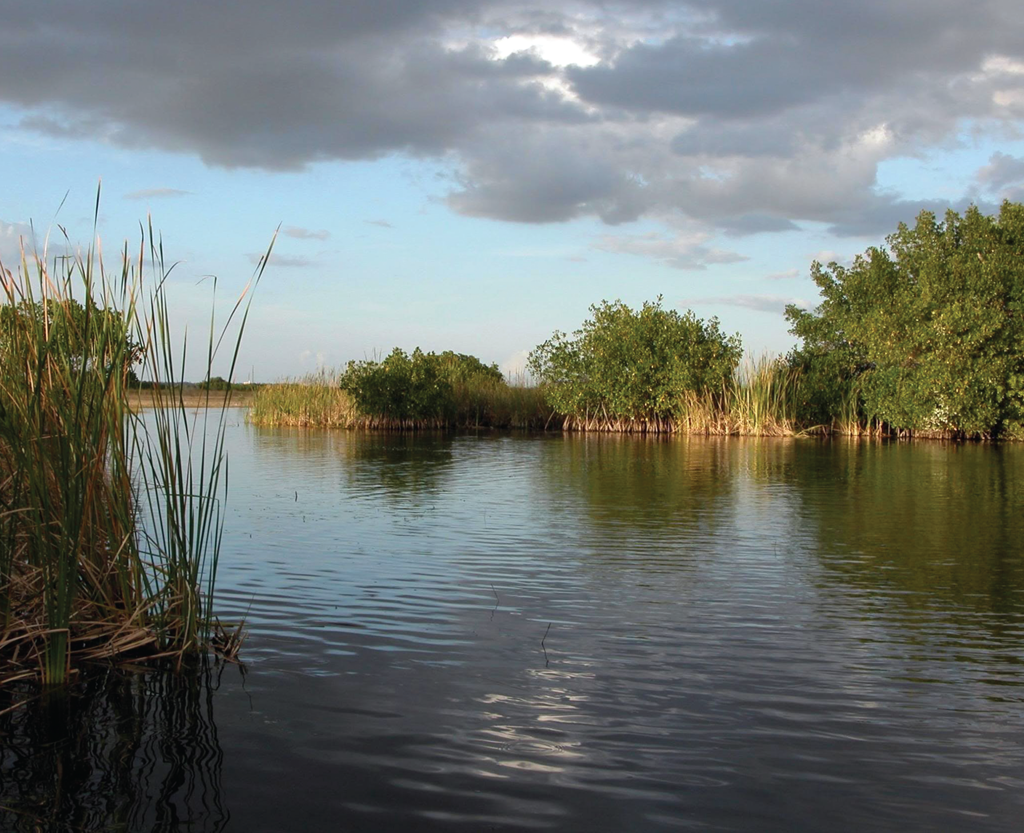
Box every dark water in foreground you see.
[3,416,1024,831]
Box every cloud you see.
[976,152,1024,190]
[283,225,330,240]
[718,215,801,237]
[499,349,532,382]
[365,219,393,228]
[765,269,800,281]
[247,252,314,268]
[0,219,35,267]
[123,188,191,200]
[686,294,812,316]
[595,228,747,270]
[0,0,1021,238]
[824,195,998,237]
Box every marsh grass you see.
[250,370,552,430]
[252,356,807,436]
[248,372,359,428]
[0,212,268,686]
[557,355,805,436]
[449,375,551,429]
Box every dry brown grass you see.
[129,387,256,411]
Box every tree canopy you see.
[0,296,144,383]
[786,202,1024,437]
[339,348,505,421]
[529,298,742,423]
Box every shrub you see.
[198,375,233,391]
[340,348,451,421]
[528,297,742,427]
[786,203,1024,437]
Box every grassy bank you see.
[249,369,552,430]
[0,222,263,686]
[554,355,805,436]
[247,354,811,436]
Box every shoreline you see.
[129,389,256,410]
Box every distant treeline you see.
[253,203,1024,439]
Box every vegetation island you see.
[252,204,1024,441]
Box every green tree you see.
[529,298,742,422]
[436,351,504,384]
[198,376,232,391]
[786,203,1024,437]
[1,296,144,383]
[340,348,451,420]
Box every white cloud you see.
[595,228,747,270]
[765,268,800,281]
[283,225,330,240]
[500,349,532,382]
[124,188,191,200]
[0,219,35,268]
[247,252,314,268]
[492,33,599,68]
[686,294,812,316]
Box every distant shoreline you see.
[129,388,256,410]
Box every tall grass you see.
[248,372,359,428]
[0,213,268,685]
[250,371,552,430]
[557,354,804,436]
[251,357,803,436]
[449,375,551,429]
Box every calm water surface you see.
[3,413,1024,831]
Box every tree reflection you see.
[794,441,1024,621]
[543,434,736,518]
[0,663,228,832]
[339,431,455,501]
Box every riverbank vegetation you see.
[0,223,264,686]
[250,350,551,429]
[786,203,1024,439]
[251,203,1023,439]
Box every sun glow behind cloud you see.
[491,34,600,68]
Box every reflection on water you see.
[4,422,1024,831]
[0,664,228,832]
[800,442,1024,616]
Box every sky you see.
[2,0,1024,381]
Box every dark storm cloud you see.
[446,126,650,223]
[1,1,579,170]
[568,1,1015,118]
[2,0,1022,240]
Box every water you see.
[3,416,1024,831]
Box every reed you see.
[721,354,803,436]
[0,208,267,685]
[248,372,359,428]
[449,375,551,429]
[250,369,552,430]
[554,354,804,436]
